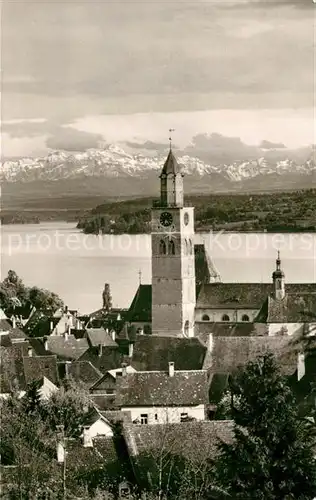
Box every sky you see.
[2,0,315,158]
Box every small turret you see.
[272,251,285,300]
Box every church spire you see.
[159,130,184,207]
[272,250,285,300]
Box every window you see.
[140,414,148,425]
[222,314,230,322]
[180,413,188,422]
[241,314,250,322]
[202,314,210,321]
[155,413,158,421]
[159,240,167,255]
[168,240,175,255]
[105,389,115,395]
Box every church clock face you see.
[160,212,173,227]
[184,212,189,226]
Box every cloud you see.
[2,0,312,124]
[125,140,171,153]
[2,119,105,153]
[46,127,104,152]
[260,140,286,149]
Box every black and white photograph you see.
[1,0,315,498]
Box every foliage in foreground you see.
[0,269,63,313]
[214,353,316,500]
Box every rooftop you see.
[116,370,208,407]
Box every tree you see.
[28,286,63,312]
[41,380,94,438]
[215,353,316,499]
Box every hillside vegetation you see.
[77,189,316,234]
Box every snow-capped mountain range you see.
[1,144,315,193]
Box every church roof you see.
[116,370,208,407]
[255,293,316,323]
[194,244,221,284]
[160,150,184,177]
[127,284,152,323]
[196,283,316,310]
[202,335,298,376]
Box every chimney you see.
[12,316,16,329]
[82,426,93,448]
[76,318,82,330]
[208,333,213,353]
[117,313,121,321]
[111,330,116,342]
[50,320,54,332]
[65,360,71,380]
[297,352,305,381]
[128,342,134,358]
[44,338,48,351]
[138,327,144,336]
[27,346,33,357]
[121,363,127,377]
[168,362,175,377]
[64,305,68,314]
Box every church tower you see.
[272,251,285,300]
[151,147,196,337]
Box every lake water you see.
[1,222,315,314]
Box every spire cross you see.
[168,128,175,151]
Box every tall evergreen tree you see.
[215,353,316,500]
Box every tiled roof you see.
[67,360,103,386]
[46,335,89,361]
[131,335,207,371]
[78,345,123,374]
[196,283,316,309]
[123,420,234,461]
[0,319,12,332]
[127,285,152,323]
[256,293,316,322]
[23,355,59,385]
[65,436,119,474]
[203,336,297,375]
[86,328,117,347]
[116,370,208,407]
[24,311,57,337]
[194,244,221,284]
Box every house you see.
[80,407,114,446]
[115,362,208,424]
[89,365,136,410]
